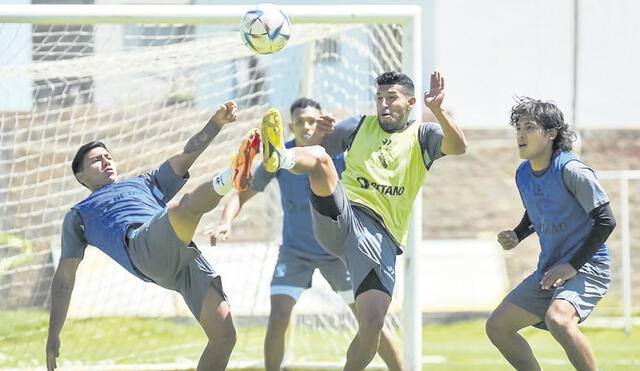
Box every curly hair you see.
[510,96,576,151]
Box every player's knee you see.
[212,321,237,349]
[357,312,385,337]
[268,309,292,330]
[544,309,573,333]
[175,192,197,214]
[485,316,501,340]
[202,312,237,349]
[307,145,332,169]
[485,313,510,341]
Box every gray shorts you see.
[127,208,226,319]
[505,260,611,330]
[310,183,398,297]
[271,247,352,295]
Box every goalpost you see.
[597,170,639,335]
[0,4,422,369]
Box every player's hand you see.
[315,115,336,134]
[209,223,232,246]
[46,335,60,371]
[211,101,238,127]
[497,230,519,250]
[541,263,577,290]
[313,115,336,138]
[306,115,336,145]
[424,71,445,111]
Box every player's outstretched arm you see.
[46,257,81,371]
[168,101,238,177]
[424,71,467,155]
[209,188,257,245]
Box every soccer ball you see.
[240,4,291,55]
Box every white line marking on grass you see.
[614,359,640,365]
[448,358,640,367]
[421,355,447,363]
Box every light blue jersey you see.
[516,151,610,281]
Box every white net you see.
[0,17,407,369]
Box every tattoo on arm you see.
[183,119,222,154]
[184,131,213,154]
[203,118,222,137]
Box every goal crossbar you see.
[0,4,420,25]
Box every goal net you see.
[0,5,420,369]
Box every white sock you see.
[212,166,232,196]
[279,148,296,170]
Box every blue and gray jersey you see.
[516,151,610,281]
[61,161,188,280]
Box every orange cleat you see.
[232,128,261,191]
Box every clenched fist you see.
[497,230,519,250]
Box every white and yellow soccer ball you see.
[240,4,291,55]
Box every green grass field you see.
[1,311,639,370]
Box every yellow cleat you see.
[232,128,261,191]
[261,108,285,173]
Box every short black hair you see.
[289,97,322,116]
[72,141,109,174]
[375,71,415,95]
[510,96,576,152]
